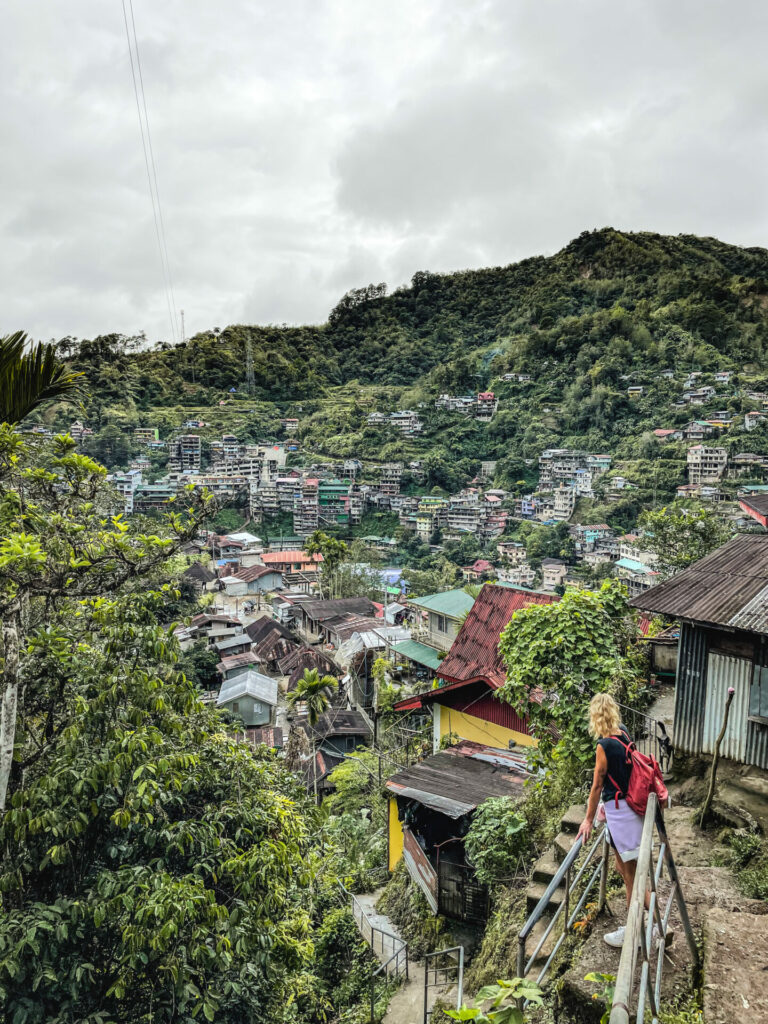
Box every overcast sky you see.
[2,1,768,344]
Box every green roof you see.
[408,588,475,619]
[389,640,443,671]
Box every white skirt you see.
[604,798,643,862]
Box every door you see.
[702,652,750,762]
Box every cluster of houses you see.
[434,391,499,422]
[366,410,424,435]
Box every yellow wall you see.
[388,796,404,870]
[437,704,536,749]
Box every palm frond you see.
[0,331,86,425]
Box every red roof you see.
[234,565,281,583]
[260,550,323,564]
[437,584,559,690]
[478,391,495,400]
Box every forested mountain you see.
[30,226,768,527]
[54,226,768,408]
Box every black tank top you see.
[598,725,632,802]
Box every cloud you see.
[1,0,767,343]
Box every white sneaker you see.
[604,926,626,947]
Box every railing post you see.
[457,946,464,1009]
[599,830,609,912]
[370,969,376,1023]
[656,809,699,967]
[517,934,526,980]
[423,953,429,1024]
[563,864,571,936]
[610,795,657,1024]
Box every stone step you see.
[531,851,562,885]
[553,831,575,864]
[560,804,586,835]
[521,917,560,976]
[526,880,566,916]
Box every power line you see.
[127,0,179,342]
[120,0,177,345]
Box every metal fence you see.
[616,701,673,773]
[339,883,409,1023]
[609,796,699,1024]
[517,825,611,994]
[423,946,464,1024]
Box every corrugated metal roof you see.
[630,535,768,633]
[740,493,768,518]
[407,589,476,619]
[217,669,278,706]
[389,639,443,671]
[437,584,558,689]
[385,740,531,818]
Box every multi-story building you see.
[389,410,423,435]
[318,479,350,528]
[435,394,477,415]
[687,445,728,485]
[109,469,142,515]
[552,484,576,522]
[475,392,498,422]
[133,481,177,513]
[366,412,389,426]
[496,562,536,587]
[169,434,201,473]
[293,478,319,536]
[538,449,611,493]
[133,427,159,445]
[342,459,363,479]
[745,412,768,432]
[182,473,249,500]
[379,463,402,496]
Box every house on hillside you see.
[401,589,476,668]
[739,493,768,530]
[631,535,768,769]
[182,561,217,594]
[394,584,558,753]
[218,565,283,597]
[386,741,531,922]
[540,558,567,591]
[217,651,261,681]
[461,559,495,583]
[214,634,253,660]
[216,669,279,727]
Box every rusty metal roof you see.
[630,534,768,633]
[437,584,558,689]
[385,740,532,818]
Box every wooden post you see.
[700,687,735,827]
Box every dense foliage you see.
[464,797,529,887]
[497,581,645,779]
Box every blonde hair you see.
[589,692,621,739]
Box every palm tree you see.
[285,668,339,802]
[1,331,85,424]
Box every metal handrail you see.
[609,795,699,1024]
[517,825,610,990]
[423,945,464,1024]
[339,882,409,1023]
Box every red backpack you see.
[607,735,668,816]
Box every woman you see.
[577,692,662,948]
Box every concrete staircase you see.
[521,804,585,973]
[525,804,583,916]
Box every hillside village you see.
[8,230,768,1023]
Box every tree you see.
[638,503,731,579]
[464,797,529,886]
[497,580,643,778]
[0,587,316,1022]
[0,330,84,424]
[0,427,210,814]
[286,669,339,802]
[305,531,348,599]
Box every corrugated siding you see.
[746,718,768,770]
[674,622,708,756]
[450,692,531,735]
[702,652,750,762]
[403,827,438,912]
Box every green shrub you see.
[728,830,763,867]
[465,797,530,885]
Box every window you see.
[231,702,239,713]
[434,614,447,634]
[750,664,768,723]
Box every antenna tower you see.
[246,336,255,395]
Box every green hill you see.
[31,227,768,521]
